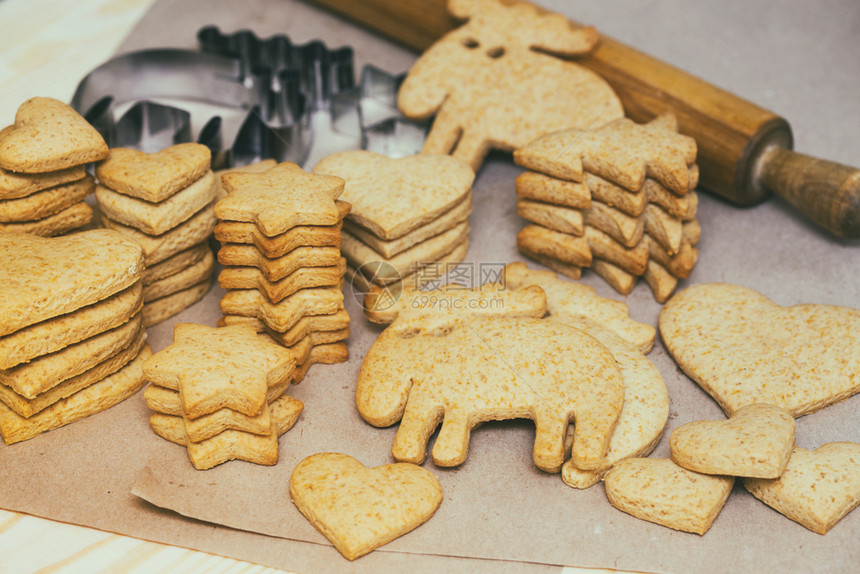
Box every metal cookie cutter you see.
[70,27,427,168]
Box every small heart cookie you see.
[744,442,860,534]
[96,143,211,203]
[671,403,795,478]
[604,458,734,534]
[289,453,443,560]
[660,283,860,417]
[0,97,108,173]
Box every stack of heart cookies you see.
[513,115,701,302]
[214,162,351,382]
[314,151,474,290]
[0,230,150,444]
[0,97,108,236]
[142,323,304,470]
[94,143,218,326]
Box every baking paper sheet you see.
[0,1,858,572]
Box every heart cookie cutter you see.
[70,27,426,168]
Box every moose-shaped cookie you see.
[357,284,625,472]
[397,0,624,171]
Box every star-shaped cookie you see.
[514,115,697,193]
[142,323,296,418]
[215,162,347,236]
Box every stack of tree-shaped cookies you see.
[142,324,303,470]
[0,230,150,444]
[95,143,218,326]
[314,151,475,290]
[0,97,107,235]
[513,115,701,302]
[214,162,351,382]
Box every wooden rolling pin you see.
[307,0,860,238]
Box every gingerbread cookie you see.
[397,0,623,170]
[290,453,443,560]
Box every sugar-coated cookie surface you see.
[314,151,474,239]
[744,442,860,534]
[604,457,734,535]
[0,97,108,173]
[0,230,143,337]
[671,403,796,478]
[96,143,212,203]
[290,452,443,560]
[358,286,624,472]
[659,283,860,416]
[397,0,623,170]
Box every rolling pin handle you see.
[757,147,860,239]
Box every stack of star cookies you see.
[0,230,150,444]
[314,151,474,290]
[214,162,351,382]
[0,97,107,235]
[94,143,218,326]
[513,115,701,302]
[142,323,303,470]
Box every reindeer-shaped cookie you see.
[397,0,624,171]
[356,284,625,472]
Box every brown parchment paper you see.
[1,0,859,573]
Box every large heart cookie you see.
[671,403,795,478]
[289,453,443,560]
[744,442,860,534]
[0,97,108,173]
[0,230,144,336]
[604,457,734,535]
[96,143,211,203]
[660,283,860,417]
[314,150,475,240]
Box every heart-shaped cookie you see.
[0,97,108,173]
[314,150,474,239]
[289,453,443,560]
[604,458,734,534]
[660,283,860,417]
[744,442,860,534]
[0,230,144,336]
[96,143,211,203]
[671,403,795,478]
